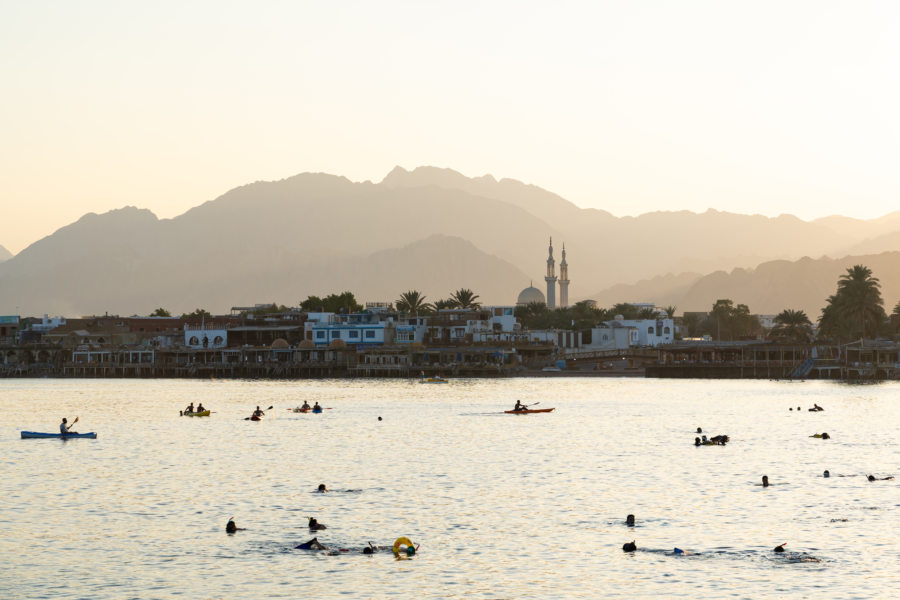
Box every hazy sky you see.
[2,1,900,254]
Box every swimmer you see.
[762,475,770,487]
[626,514,635,526]
[295,537,327,550]
[695,437,702,446]
[823,470,830,478]
[225,517,245,533]
[622,541,637,552]
[308,517,327,530]
[696,427,702,433]
[867,474,894,481]
[789,407,793,411]
[317,484,327,493]
[822,432,830,439]
[710,434,729,445]
[378,416,382,421]
[774,543,786,553]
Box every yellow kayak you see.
[183,410,211,417]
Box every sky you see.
[2,1,900,254]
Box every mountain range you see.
[1,166,899,317]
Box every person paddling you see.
[59,417,78,436]
[196,403,205,413]
[313,402,322,412]
[252,406,264,418]
[514,400,526,412]
[301,401,311,410]
[185,403,194,414]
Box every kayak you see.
[250,415,262,421]
[312,408,323,414]
[504,408,555,414]
[419,378,448,384]
[21,431,98,439]
[291,408,311,413]
[183,410,210,417]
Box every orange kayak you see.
[504,408,555,414]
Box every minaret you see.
[559,243,569,308]
[545,236,557,308]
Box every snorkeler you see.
[867,474,894,481]
[296,537,328,550]
[317,484,327,493]
[762,475,770,487]
[622,541,637,552]
[626,514,635,526]
[309,517,327,531]
[226,517,245,533]
[774,543,786,553]
[823,470,830,478]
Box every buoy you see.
[393,536,415,554]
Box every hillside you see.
[0,245,11,262]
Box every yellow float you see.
[393,537,415,555]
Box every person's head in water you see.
[695,437,701,446]
[823,470,830,478]
[363,546,373,554]
[317,484,327,492]
[868,474,876,482]
[762,475,769,487]
[696,427,702,433]
[774,544,785,553]
[622,541,636,552]
[405,546,416,556]
[789,407,793,411]
[226,518,237,533]
[378,416,382,421]
[626,514,635,526]
[821,432,830,439]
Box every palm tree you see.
[433,298,455,310]
[637,307,658,320]
[770,309,813,342]
[396,290,433,315]
[835,265,886,339]
[664,305,677,318]
[450,288,481,309]
[893,300,900,316]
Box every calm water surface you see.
[1,378,898,599]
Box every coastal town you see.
[2,241,899,381]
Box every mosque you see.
[516,237,569,308]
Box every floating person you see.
[774,543,786,553]
[308,517,327,531]
[317,484,327,493]
[762,475,770,487]
[809,404,824,411]
[867,474,894,481]
[696,427,702,433]
[378,416,382,421]
[392,537,417,556]
[296,537,328,550]
[226,517,245,533]
[626,514,635,527]
[622,541,637,552]
[810,432,830,439]
[695,437,702,446]
[797,406,801,411]
[823,470,830,478]
[710,434,729,445]
[789,408,793,411]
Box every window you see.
[189,336,199,345]
[602,334,609,341]
[316,331,325,339]
[332,331,341,339]
[663,327,671,335]
[365,330,375,339]
[647,327,654,335]
[348,330,359,338]
[213,336,224,345]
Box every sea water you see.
[1,378,898,599]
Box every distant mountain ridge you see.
[1,166,900,316]
[0,245,11,262]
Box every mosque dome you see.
[516,285,546,306]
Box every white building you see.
[184,324,228,349]
[306,312,391,346]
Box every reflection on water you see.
[1,378,898,599]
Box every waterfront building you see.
[306,312,391,347]
[545,237,558,308]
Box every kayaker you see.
[196,403,205,412]
[59,418,77,435]
[185,403,194,413]
[626,514,635,526]
[301,401,311,410]
[296,537,327,550]
[823,470,830,478]
[252,406,264,418]
[309,517,327,531]
[317,484,328,493]
[313,402,321,411]
[762,475,770,487]
[514,400,526,412]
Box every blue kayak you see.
[21,431,97,439]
